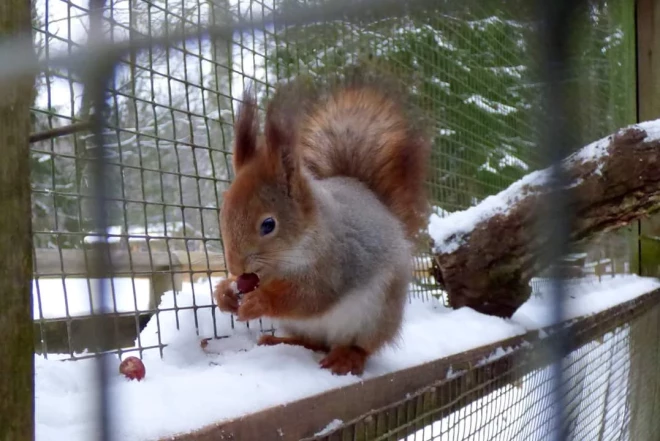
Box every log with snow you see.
[429,120,660,318]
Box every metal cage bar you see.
[0,0,652,439]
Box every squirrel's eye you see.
[260,217,276,236]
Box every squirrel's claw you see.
[236,290,268,322]
[319,345,368,376]
[213,279,240,314]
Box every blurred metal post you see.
[535,1,586,441]
[86,0,115,440]
[87,62,116,441]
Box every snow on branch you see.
[429,119,660,318]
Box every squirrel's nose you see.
[225,250,246,276]
[226,250,261,276]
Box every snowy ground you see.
[34,274,660,441]
[400,325,632,441]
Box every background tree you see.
[262,0,635,213]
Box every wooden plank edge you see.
[160,288,660,441]
[305,287,660,441]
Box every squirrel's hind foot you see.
[319,345,368,376]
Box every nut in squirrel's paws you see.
[319,346,368,376]
[236,272,259,294]
[213,273,260,315]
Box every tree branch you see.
[429,121,660,318]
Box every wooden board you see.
[34,248,180,277]
[164,289,660,441]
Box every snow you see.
[564,252,588,261]
[396,24,457,51]
[33,277,151,319]
[315,419,344,436]
[479,161,497,174]
[499,153,529,171]
[401,327,631,441]
[488,65,526,79]
[402,277,657,441]
[83,226,123,244]
[430,205,452,219]
[464,94,517,116]
[429,118,660,253]
[567,118,660,169]
[428,168,548,253]
[512,275,660,328]
[34,274,660,441]
[466,16,527,31]
[431,77,451,90]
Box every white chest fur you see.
[277,268,391,347]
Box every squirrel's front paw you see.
[236,290,270,322]
[213,277,240,314]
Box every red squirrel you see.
[213,70,431,375]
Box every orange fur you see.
[216,72,430,376]
[219,89,317,278]
[300,87,430,241]
[213,274,239,314]
[236,278,318,322]
[231,92,259,171]
[267,74,432,241]
[319,346,369,376]
[214,276,332,321]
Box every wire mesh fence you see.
[303,287,660,441]
[1,0,659,439]
[28,0,638,361]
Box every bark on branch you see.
[430,121,660,318]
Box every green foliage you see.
[28,0,637,248]
[263,0,636,212]
[570,1,637,144]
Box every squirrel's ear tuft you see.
[232,88,259,172]
[264,99,298,188]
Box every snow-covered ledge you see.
[35,275,660,440]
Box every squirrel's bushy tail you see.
[268,69,432,241]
